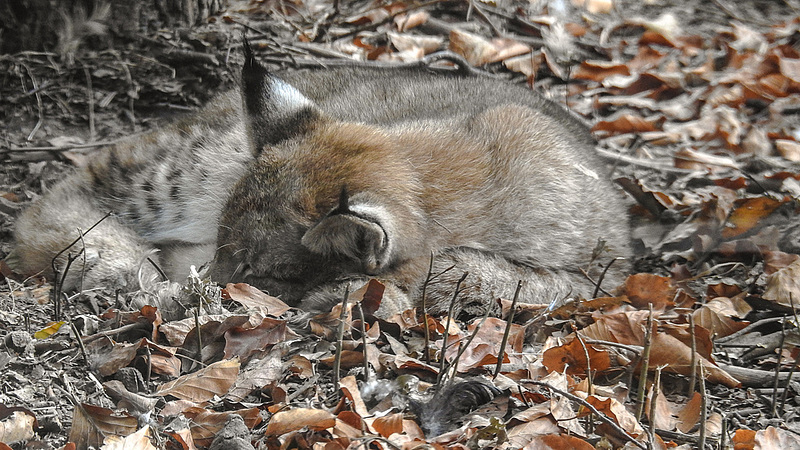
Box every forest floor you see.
[2,0,800,449]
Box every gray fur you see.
[7,57,631,317]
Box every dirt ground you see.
[2,0,800,449]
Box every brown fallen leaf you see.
[155,358,240,402]
[649,331,740,387]
[184,407,260,447]
[676,392,702,434]
[521,433,596,449]
[224,283,291,316]
[732,428,757,449]
[620,273,676,309]
[223,317,296,361]
[763,258,800,308]
[542,338,611,376]
[338,375,369,417]
[692,296,751,339]
[449,29,495,66]
[372,412,403,438]
[573,60,631,82]
[592,112,661,135]
[68,404,137,449]
[721,196,785,239]
[264,408,336,436]
[0,411,35,445]
[580,394,644,438]
[754,425,800,448]
[100,425,156,450]
[648,385,677,431]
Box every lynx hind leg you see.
[7,184,158,292]
[421,248,613,317]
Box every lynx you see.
[6,47,631,316]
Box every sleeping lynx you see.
[6,47,630,316]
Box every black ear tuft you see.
[240,41,322,155]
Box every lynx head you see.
[209,45,411,303]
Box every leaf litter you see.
[2,0,800,449]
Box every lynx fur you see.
[7,48,630,316]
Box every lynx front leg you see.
[7,180,159,291]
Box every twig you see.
[596,148,693,174]
[81,322,145,343]
[467,0,502,36]
[69,319,88,364]
[438,272,469,385]
[521,379,647,449]
[779,294,800,414]
[576,331,596,435]
[357,302,369,382]
[422,252,434,366]
[54,251,83,321]
[593,257,623,298]
[444,300,492,384]
[494,280,522,379]
[77,229,87,305]
[146,257,168,282]
[83,66,95,141]
[6,140,120,152]
[635,306,654,422]
[333,284,351,394]
[689,314,697,396]
[699,364,707,450]
[771,315,787,417]
[20,63,44,141]
[716,317,784,344]
[194,309,202,364]
[648,366,662,446]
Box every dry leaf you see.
[224,283,291,316]
[372,413,403,438]
[775,139,800,161]
[581,395,644,437]
[755,426,800,448]
[722,197,784,239]
[593,113,660,135]
[647,386,676,431]
[34,321,66,339]
[449,29,495,65]
[542,339,611,375]
[100,425,156,450]
[156,358,240,402]
[338,375,370,417]
[620,273,676,309]
[763,258,800,308]
[676,392,702,434]
[184,407,260,447]
[223,317,296,361]
[522,433,596,449]
[68,404,137,449]
[264,408,336,436]
[692,296,751,339]
[0,411,35,444]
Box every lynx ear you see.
[241,40,321,154]
[301,188,394,275]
